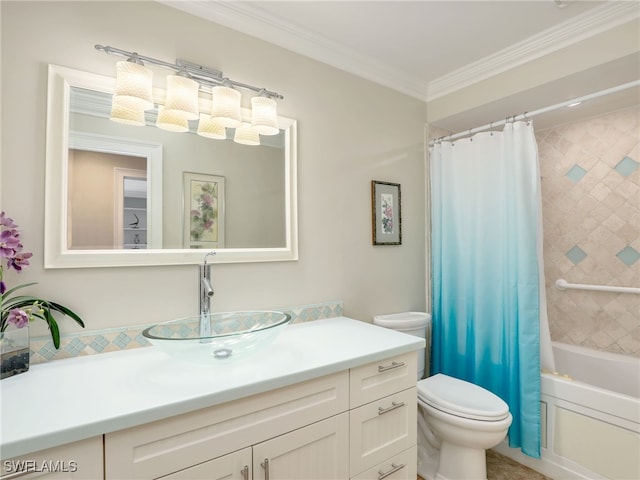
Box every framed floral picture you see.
[183,172,225,248]
[371,180,401,245]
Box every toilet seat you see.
[417,373,510,421]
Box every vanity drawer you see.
[350,445,417,480]
[105,371,349,480]
[350,352,417,408]
[349,387,417,477]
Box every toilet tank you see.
[373,312,431,380]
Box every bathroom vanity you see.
[0,317,423,480]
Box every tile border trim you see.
[29,300,344,364]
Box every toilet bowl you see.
[372,312,512,480]
[417,374,512,480]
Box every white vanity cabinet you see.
[104,351,418,480]
[349,351,418,480]
[104,371,350,479]
[2,328,421,480]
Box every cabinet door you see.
[253,413,349,480]
[1,437,103,480]
[349,388,417,477]
[157,448,251,480]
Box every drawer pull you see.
[378,401,406,415]
[378,462,405,480]
[261,458,270,480]
[377,361,405,373]
[241,465,249,480]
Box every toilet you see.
[373,312,513,480]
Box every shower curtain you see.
[429,121,550,458]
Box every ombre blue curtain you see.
[429,121,543,458]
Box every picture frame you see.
[371,180,402,245]
[183,172,225,249]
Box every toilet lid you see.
[417,374,510,421]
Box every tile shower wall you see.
[537,106,640,357]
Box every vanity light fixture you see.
[156,106,190,132]
[113,54,154,111]
[96,44,283,146]
[251,90,279,136]
[197,114,227,140]
[109,102,146,126]
[211,80,242,128]
[233,122,261,146]
[164,69,200,120]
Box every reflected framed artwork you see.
[183,172,225,249]
[371,180,401,245]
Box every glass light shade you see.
[197,114,227,140]
[156,106,189,132]
[114,60,154,111]
[109,100,146,126]
[164,74,200,120]
[251,96,279,135]
[234,123,260,146]
[211,85,242,128]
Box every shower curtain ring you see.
[524,112,530,125]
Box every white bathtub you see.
[494,342,640,479]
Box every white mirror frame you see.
[45,64,298,268]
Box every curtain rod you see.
[428,80,640,147]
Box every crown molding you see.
[156,0,428,100]
[158,1,638,103]
[426,1,640,101]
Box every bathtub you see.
[494,342,640,479]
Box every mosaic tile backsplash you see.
[537,106,639,357]
[29,300,344,364]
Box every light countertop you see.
[0,317,424,459]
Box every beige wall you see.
[538,107,640,357]
[0,1,427,338]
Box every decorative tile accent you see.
[565,245,587,265]
[29,300,344,365]
[614,156,639,177]
[616,246,640,266]
[565,164,587,183]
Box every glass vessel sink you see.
[142,311,292,363]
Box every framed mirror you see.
[45,64,298,268]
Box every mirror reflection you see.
[44,65,298,268]
[69,87,286,250]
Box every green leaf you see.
[42,307,61,349]
[1,294,84,349]
[2,282,38,298]
[49,301,85,328]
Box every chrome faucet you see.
[199,251,215,340]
